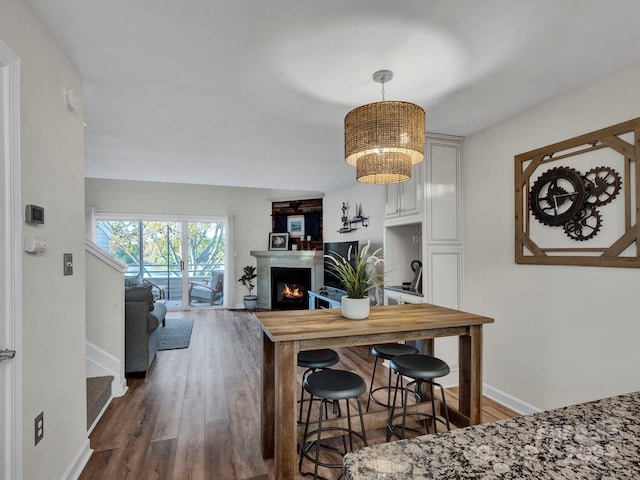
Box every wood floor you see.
[79,309,518,480]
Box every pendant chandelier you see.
[345,70,425,184]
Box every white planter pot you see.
[341,296,370,320]
[244,295,258,311]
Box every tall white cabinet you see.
[383,133,464,385]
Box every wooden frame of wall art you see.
[269,232,289,251]
[515,117,640,268]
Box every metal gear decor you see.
[528,165,619,241]
[529,166,586,227]
[515,117,640,268]
[583,166,622,206]
[563,206,602,241]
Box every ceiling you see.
[26,0,640,193]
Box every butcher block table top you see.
[257,302,494,346]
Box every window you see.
[96,216,226,308]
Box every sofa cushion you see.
[146,302,167,333]
[146,312,159,333]
[125,285,154,310]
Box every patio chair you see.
[189,270,224,305]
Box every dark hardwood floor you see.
[79,309,518,480]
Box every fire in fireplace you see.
[271,267,311,310]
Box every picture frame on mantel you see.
[287,215,305,238]
[269,232,289,251]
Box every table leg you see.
[458,325,483,425]
[274,340,299,479]
[261,332,275,458]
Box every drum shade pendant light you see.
[345,70,425,184]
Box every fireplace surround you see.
[250,250,323,310]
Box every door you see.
[96,218,227,309]
[185,221,226,307]
[141,221,183,306]
[0,39,21,480]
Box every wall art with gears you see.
[515,117,640,267]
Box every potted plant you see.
[238,265,258,310]
[324,241,384,319]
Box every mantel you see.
[250,250,323,259]
[250,250,324,309]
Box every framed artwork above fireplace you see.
[287,215,305,238]
[269,232,289,251]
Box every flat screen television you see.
[323,240,359,291]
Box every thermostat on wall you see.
[25,204,44,224]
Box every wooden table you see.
[255,303,494,480]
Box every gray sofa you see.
[124,285,167,377]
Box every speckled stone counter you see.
[344,391,640,479]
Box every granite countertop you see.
[344,391,640,479]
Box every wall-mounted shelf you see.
[337,202,369,234]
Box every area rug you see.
[158,317,194,350]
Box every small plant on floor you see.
[238,265,258,310]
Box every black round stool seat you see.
[387,353,451,440]
[366,343,419,412]
[297,349,340,423]
[371,343,418,360]
[389,353,450,379]
[300,369,368,478]
[304,370,366,400]
[297,349,340,369]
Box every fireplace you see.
[250,250,323,310]
[271,267,311,310]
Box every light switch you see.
[63,253,73,275]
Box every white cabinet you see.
[384,162,423,220]
[383,133,464,308]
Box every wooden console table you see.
[255,303,494,479]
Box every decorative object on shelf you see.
[344,70,425,184]
[238,265,258,310]
[337,202,369,233]
[287,215,305,238]
[268,232,289,251]
[515,117,639,267]
[324,241,384,319]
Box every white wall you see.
[464,61,640,411]
[85,178,319,306]
[1,1,88,478]
[85,249,125,375]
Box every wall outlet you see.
[63,253,73,275]
[35,411,44,445]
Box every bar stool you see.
[297,349,340,422]
[299,369,368,479]
[387,353,451,440]
[366,343,418,412]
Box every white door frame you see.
[0,39,23,480]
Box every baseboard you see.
[482,383,541,415]
[86,341,127,397]
[61,438,93,480]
